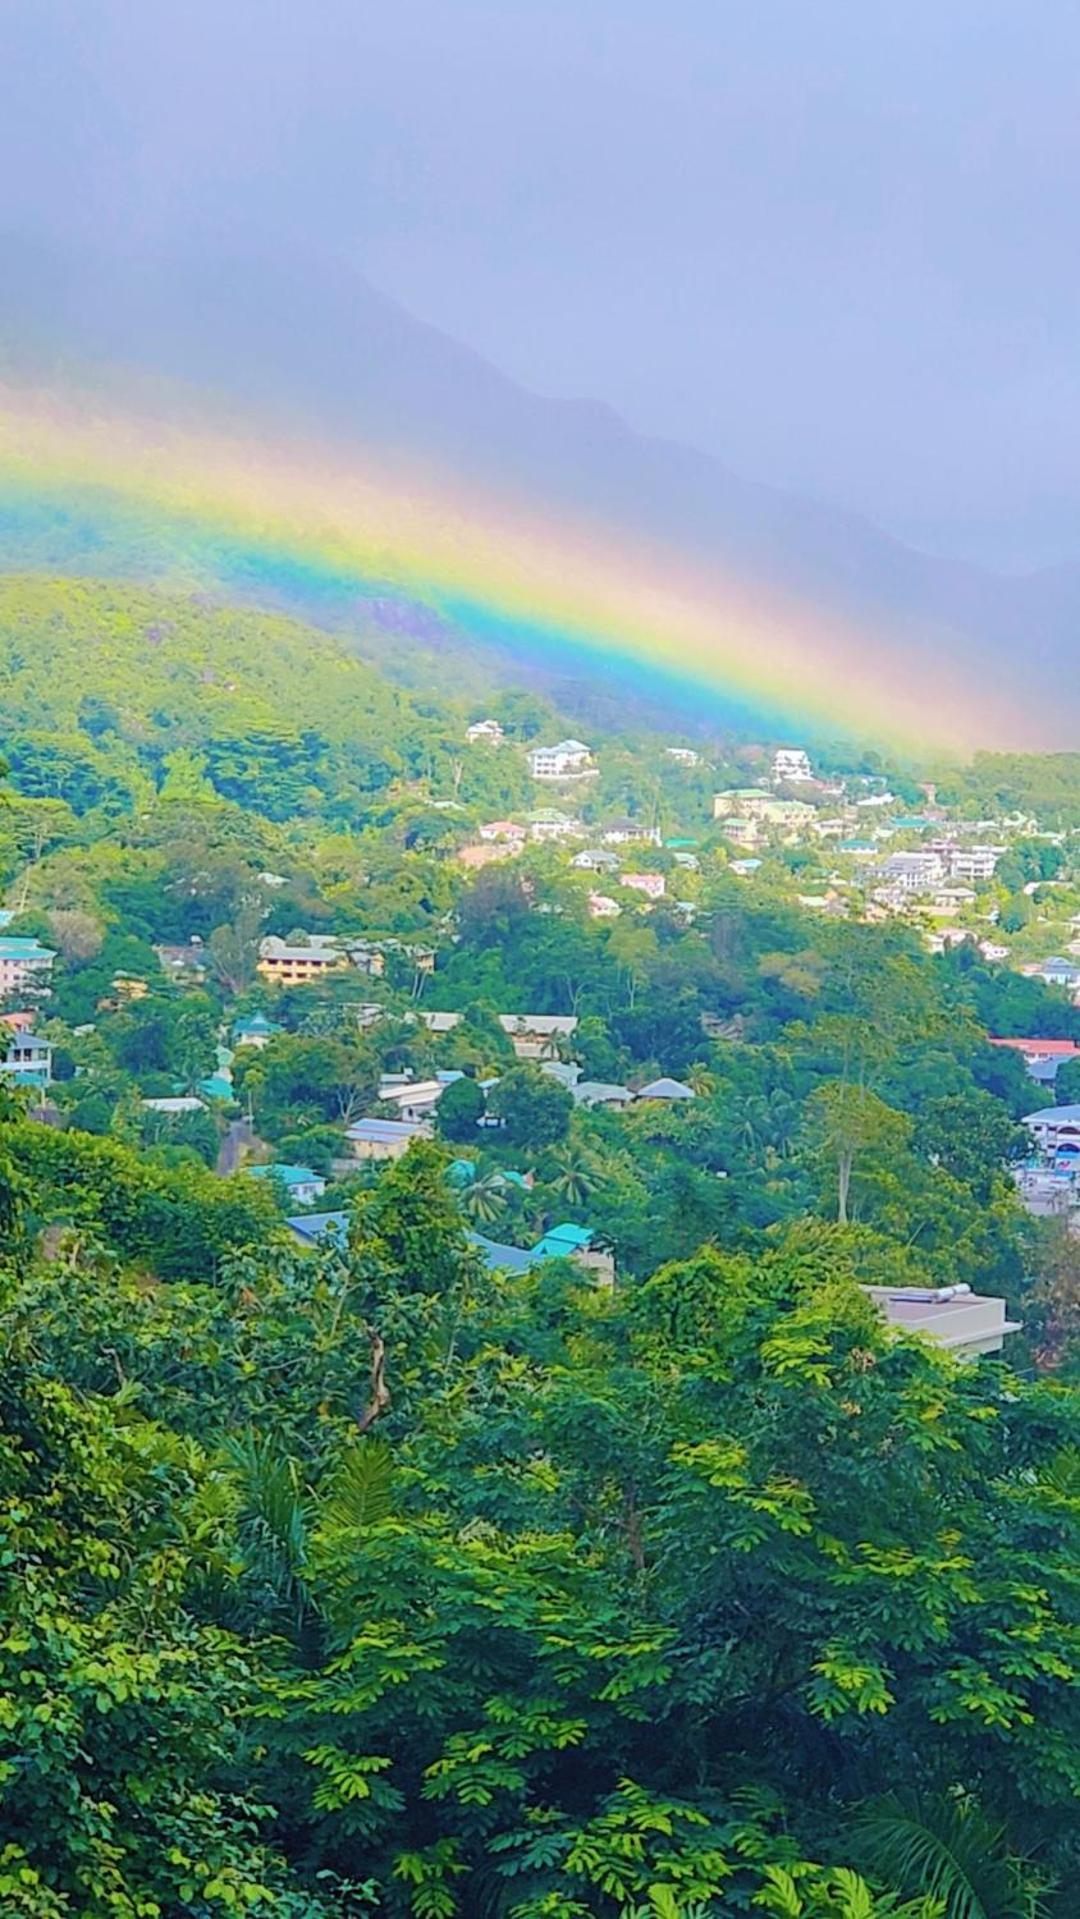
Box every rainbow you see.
[0,377,1027,752]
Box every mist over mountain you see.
[3,235,1078,734]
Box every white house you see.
[573,1079,633,1109]
[528,739,595,780]
[377,1077,448,1123]
[771,746,814,784]
[466,719,505,745]
[498,1014,578,1060]
[418,1011,464,1035]
[926,886,977,915]
[1033,958,1080,994]
[571,848,621,873]
[528,809,580,842]
[246,1163,327,1207]
[232,1012,282,1050]
[602,817,659,845]
[665,746,700,766]
[1023,1103,1080,1160]
[0,1031,51,1086]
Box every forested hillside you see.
[0,577,1077,1917]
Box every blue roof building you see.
[468,1232,539,1275]
[247,1163,327,1206]
[531,1222,594,1258]
[196,1072,234,1102]
[286,1211,349,1247]
[471,1220,614,1286]
[0,1031,51,1088]
[636,1076,696,1101]
[233,1011,282,1046]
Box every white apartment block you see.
[878,852,945,894]
[944,844,1003,883]
[772,746,814,784]
[528,739,595,780]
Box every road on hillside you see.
[217,1115,254,1176]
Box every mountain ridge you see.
[3,234,1078,736]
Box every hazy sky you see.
[5,0,1080,568]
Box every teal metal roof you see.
[532,1222,594,1258]
[247,1163,324,1188]
[0,939,54,961]
[234,1012,281,1035]
[196,1074,234,1102]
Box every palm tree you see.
[223,1429,312,1629]
[853,1792,1052,1919]
[548,1144,601,1208]
[460,1171,508,1225]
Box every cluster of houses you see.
[708,774,1078,972]
[874,842,1003,903]
[0,876,1021,1363]
[284,1203,617,1287]
[460,810,675,911]
[236,1006,698,1286]
[463,719,709,793]
[341,1014,698,1166]
[256,934,436,986]
[713,789,818,846]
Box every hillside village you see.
[0,595,1078,1362]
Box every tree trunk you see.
[356,1327,390,1432]
[837,1151,852,1224]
